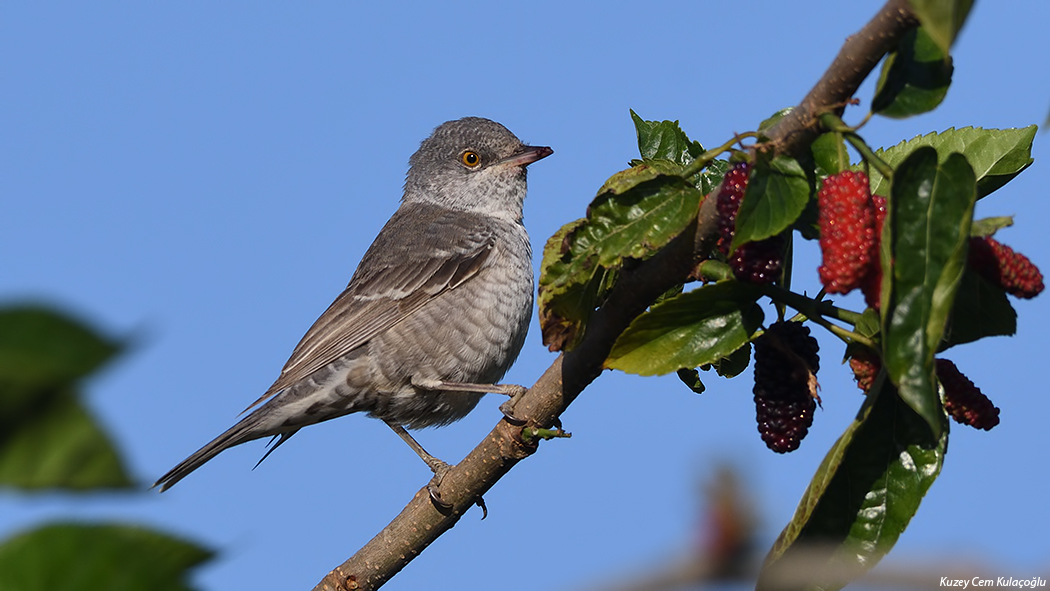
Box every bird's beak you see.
[499,145,554,168]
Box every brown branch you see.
[312,1,919,589]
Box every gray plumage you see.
[155,117,551,491]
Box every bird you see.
[155,117,551,493]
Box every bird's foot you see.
[425,460,453,510]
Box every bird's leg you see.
[411,377,529,425]
[383,420,452,509]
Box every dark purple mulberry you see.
[936,359,1000,431]
[753,321,820,453]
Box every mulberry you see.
[968,236,1044,299]
[818,171,877,294]
[860,193,888,310]
[848,349,881,393]
[936,358,999,430]
[730,235,785,284]
[716,162,751,256]
[753,321,820,453]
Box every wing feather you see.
[245,204,496,410]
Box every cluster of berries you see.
[817,171,886,308]
[817,171,1044,307]
[715,163,785,283]
[752,321,820,453]
[847,352,1000,431]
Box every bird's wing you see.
[245,205,496,410]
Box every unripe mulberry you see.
[968,236,1044,299]
[753,321,820,453]
[716,163,752,256]
[818,171,877,294]
[935,358,999,430]
[848,349,881,393]
[860,193,888,310]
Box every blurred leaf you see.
[700,340,752,378]
[872,27,953,119]
[758,107,794,134]
[605,282,764,376]
[0,306,120,397]
[732,154,810,249]
[630,110,704,164]
[970,215,1013,237]
[759,378,947,591]
[675,368,706,394]
[907,0,974,55]
[0,522,213,591]
[0,388,133,490]
[0,305,132,490]
[883,148,975,438]
[941,269,1017,349]
[866,126,1035,199]
[539,171,703,351]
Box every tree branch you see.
[313,1,918,589]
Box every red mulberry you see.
[936,359,999,430]
[818,171,877,294]
[968,236,1044,299]
[860,193,888,310]
[848,349,881,393]
[753,321,820,453]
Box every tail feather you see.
[154,413,290,492]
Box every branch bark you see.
[313,2,919,589]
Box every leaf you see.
[872,27,953,119]
[811,132,847,176]
[759,378,947,591]
[605,282,764,376]
[675,368,706,394]
[700,341,752,378]
[882,148,976,438]
[0,522,213,591]
[0,306,120,397]
[866,126,1036,199]
[970,215,1013,237]
[630,110,704,165]
[539,171,703,351]
[907,0,975,55]
[0,306,133,490]
[699,158,730,196]
[940,269,1017,349]
[0,387,133,490]
[732,154,810,249]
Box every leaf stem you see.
[760,283,876,349]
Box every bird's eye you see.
[461,151,481,167]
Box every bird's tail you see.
[153,412,281,492]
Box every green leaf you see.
[759,378,947,591]
[699,158,730,196]
[0,388,133,490]
[970,215,1013,237]
[700,341,752,378]
[0,522,213,591]
[811,132,847,176]
[605,282,764,376]
[0,306,120,397]
[538,171,702,351]
[630,109,704,165]
[941,269,1017,349]
[675,368,706,394]
[0,306,132,490]
[758,107,794,134]
[872,27,953,119]
[908,0,975,55]
[866,126,1036,199]
[883,148,976,438]
[732,154,810,249]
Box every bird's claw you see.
[426,462,453,511]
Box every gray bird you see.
[155,117,551,492]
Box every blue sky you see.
[3,2,1048,590]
